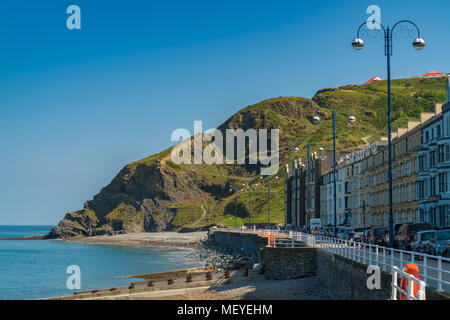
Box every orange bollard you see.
[399,263,421,300]
[269,233,274,247]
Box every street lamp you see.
[260,175,279,228]
[352,19,425,248]
[230,187,239,228]
[294,141,324,228]
[313,106,356,237]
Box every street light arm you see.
[391,20,421,38]
[356,20,387,38]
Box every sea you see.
[0,225,203,300]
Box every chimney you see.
[420,113,434,124]
[397,128,407,137]
[407,121,420,131]
[435,103,443,115]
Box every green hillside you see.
[48,76,448,238]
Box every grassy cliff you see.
[48,76,448,238]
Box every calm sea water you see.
[0,226,202,300]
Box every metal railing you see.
[213,227,450,293]
[391,266,426,300]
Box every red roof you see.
[422,70,445,76]
[363,76,382,85]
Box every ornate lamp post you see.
[260,175,279,228]
[294,141,323,228]
[352,20,425,248]
[312,106,356,237]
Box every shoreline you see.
[1,231,209,250]
[65,231,209,250]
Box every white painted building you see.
[418,77,450,228]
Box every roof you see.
[363,76,382,85]
[422,70,445,77]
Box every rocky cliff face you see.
[48,77,448,238]
[48,156,231,238]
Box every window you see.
[407,184,412,201]
[430,150,436,168]
[430,177,436,196]
[438,145,445,163]
[425,130,429,143]
[437,125,441,138]
[407,161,411,176]
[439,172,448,193]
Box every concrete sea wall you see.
[208,231,267,259]
[210,231,450,300]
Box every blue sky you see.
[1,0,449,225]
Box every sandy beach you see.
[83,269,331,300]
[67,231,209,249]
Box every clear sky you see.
[1,0,449,225]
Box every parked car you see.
[353,228,365,242]
[364,227,374,243]
[395,223,433,250]
[410,230,436,253]
[383,223,405,247]
[372,227,387,246]
[431,229,450,256]
[324,227,334,237]
[338,227,352,239]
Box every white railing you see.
[213,227,450,293]
[391,266,426,300]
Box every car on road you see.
[410,230,436,254]
[383,223,405,247]
[447,242,450,257]
[431,229,450,256]
[371,227,387,246]
[395,223,433,250]
[323,226,334,237]
[364,228,373,243]
[352,227,365,242]
[338,227,352,240]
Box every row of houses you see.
[284,77,450,229]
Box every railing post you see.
[375,245,379,266]
[408,274,414,300]
[392,267,398,300]
[363,244,366,264]
[437,257,443,292]
[423,256,427,283]
[390,249,394,273]
[400,251,404,269]
[418,280,426,300]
